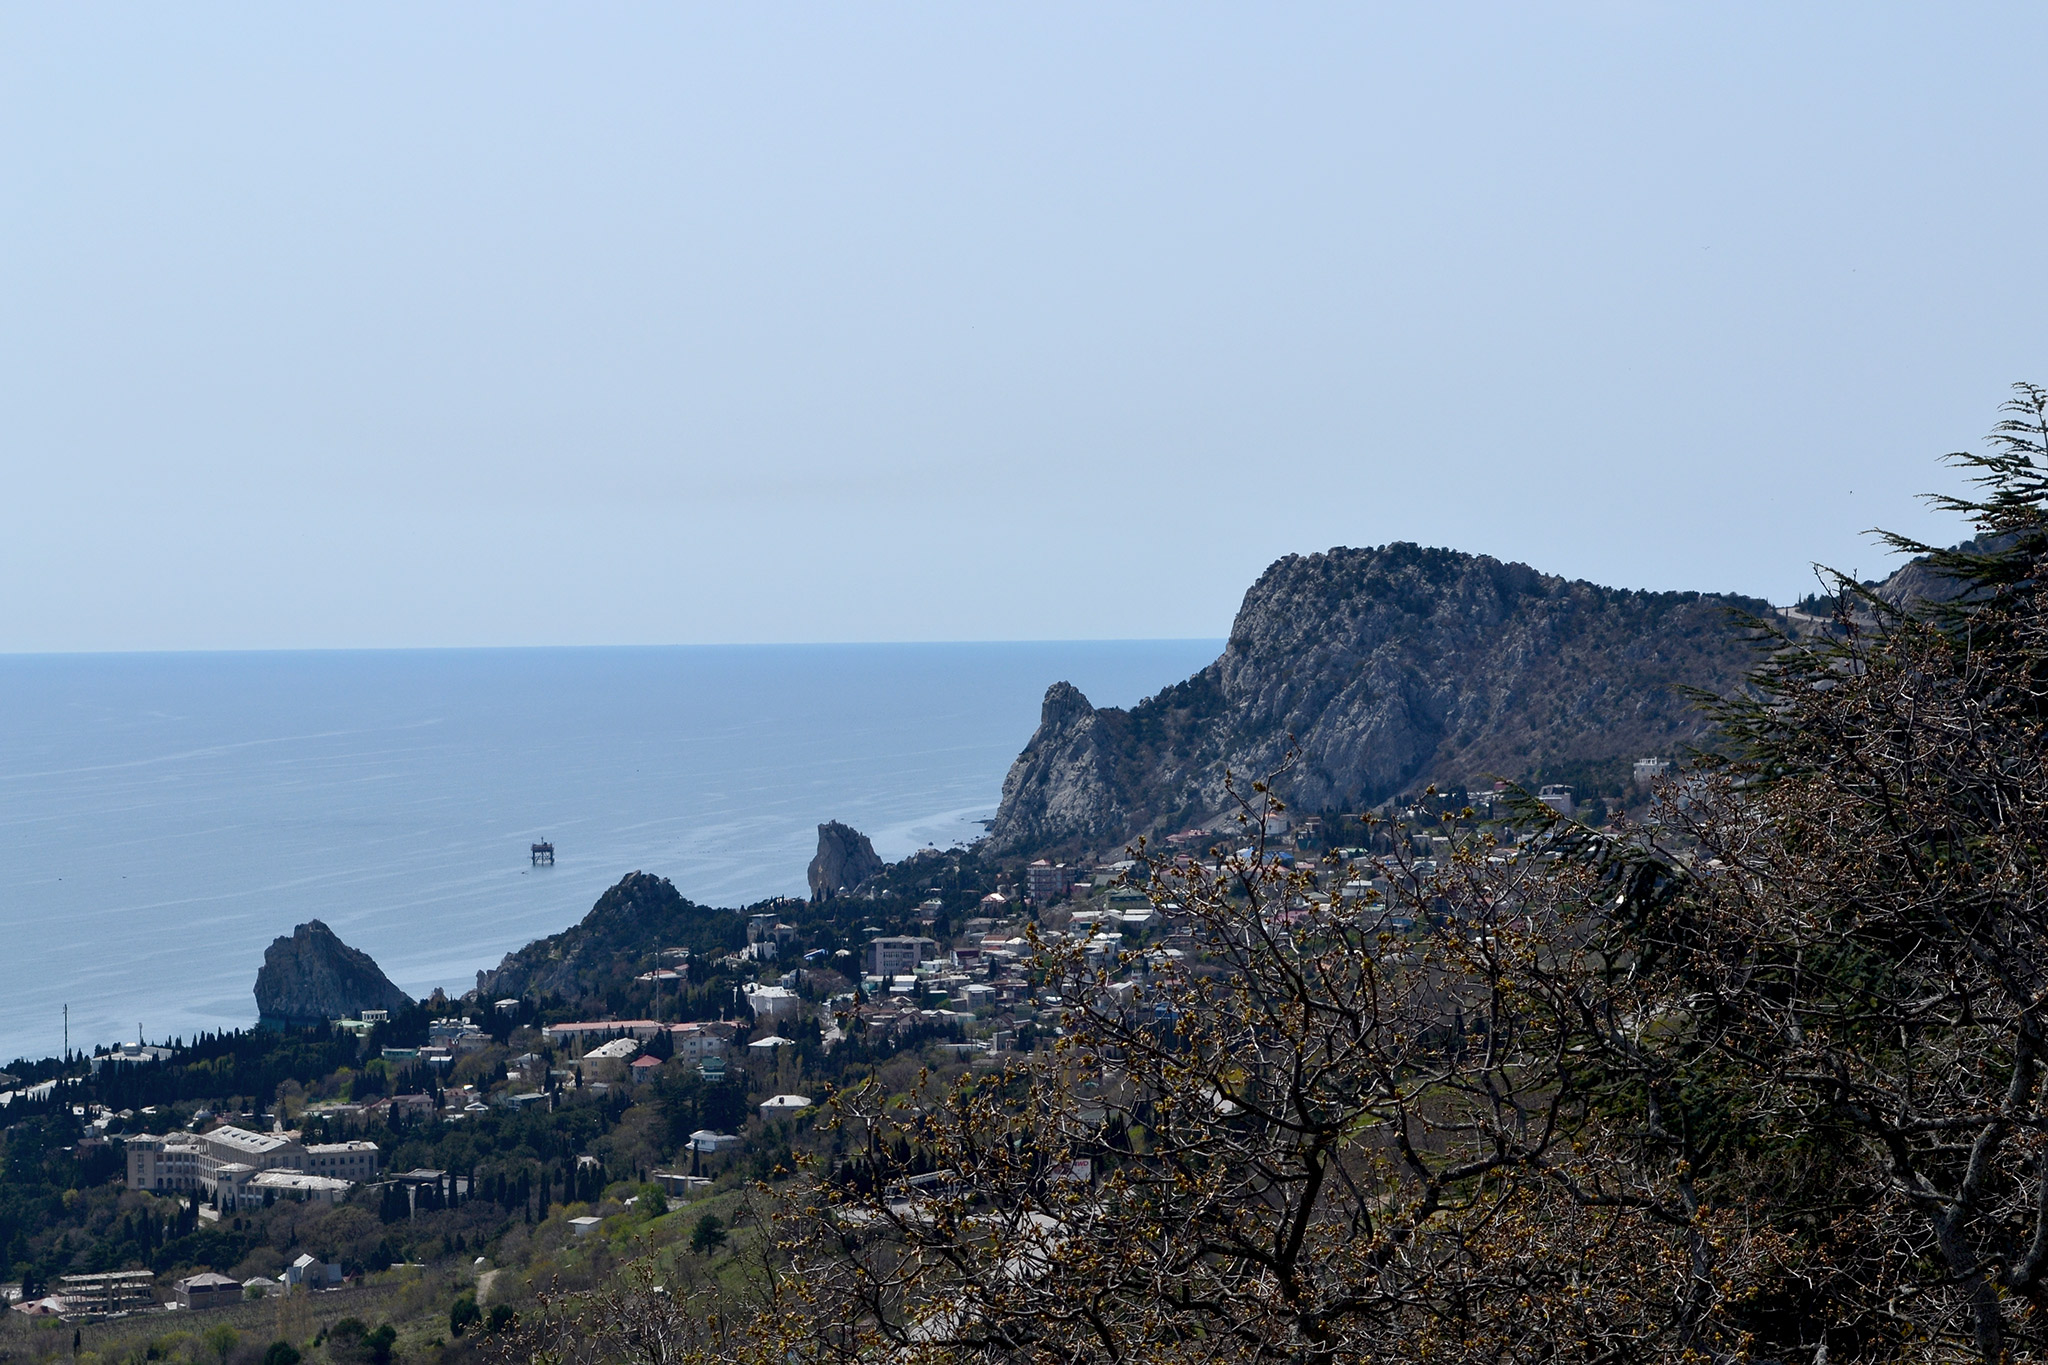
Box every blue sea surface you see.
[0,642,1221,1063]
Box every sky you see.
[4,5,2046,651]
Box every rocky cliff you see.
[474,871,743,1004]
[808,821,884,900]
[254,920,412,1029]
[1871,533,2008,612]
[989,543,1771,854]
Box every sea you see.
[0,641,1222,1065]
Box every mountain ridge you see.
[989,542,1773,854]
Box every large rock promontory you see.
[988,542,1771,855]
[254,920,411,1029]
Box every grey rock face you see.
[1873,533,2011,611]
[988,542,1769,854]
[986,683,1136,856]
[808,821,884,900]
[254,920,411,1029]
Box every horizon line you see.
[0,636,1232,661]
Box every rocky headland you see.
[253,919,412,1029]
[255,542,1973,1023]
[989,542,1774,856]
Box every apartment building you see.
[1026,860,1075,903]
[665,1021,733,1064]
[303,1140,380,1182]
[867,936,939,977]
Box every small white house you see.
[743,984,801,1022]
[689,1129,744,1154]
[569,1216,604,1239]
[759,1094,813,1120]
[650,1171,714,1199]
[283,1254,340,1290]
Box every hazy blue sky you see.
[5,5,2045,651]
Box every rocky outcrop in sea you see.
[254,920,411,1029]
[807,821,883,900]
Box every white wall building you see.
[127,1125,380,1204]
[743,983,801,1022]
[759,1094,813,1119]
[89,1043,174,1073]
[690,1129,744,1153]
[243,1171,354,1210]
[283,1254,341,1289]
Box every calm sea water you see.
[0,642,1221,1063]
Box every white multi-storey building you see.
[127,1125,380,1205]
[304,1141,380,1182]
[743,983,802,1022]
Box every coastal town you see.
[0,766,1672,1360]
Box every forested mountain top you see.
[472,872,746,1005]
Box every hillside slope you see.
[989,543,1769,854]
[473,871,744,1003]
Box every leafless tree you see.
[746,770,1772,1365]
[499,387,2048,1365]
